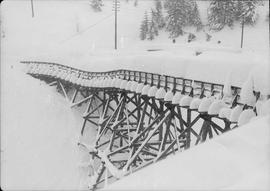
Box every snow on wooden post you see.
[241,18,244,48]
[113,0,120,50]
[31,0,34,18]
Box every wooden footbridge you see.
[22,60,262,190]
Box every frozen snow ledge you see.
[104,115,270,190]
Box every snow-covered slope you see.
[1,0,268,62]
[104,116,270,190]
[1,66,83,190]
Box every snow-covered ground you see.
[104,115,270,190]
[1,66,83,190]
[1,0,269,190]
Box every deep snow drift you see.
[104,116,270,190]
[1,66,83,190]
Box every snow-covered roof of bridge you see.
[104,115,270,190]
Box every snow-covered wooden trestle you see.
[22,60,264,190]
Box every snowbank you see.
[1,63,82,190]
[104,115,270,190]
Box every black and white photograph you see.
[1,0,270,190]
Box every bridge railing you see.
[21,60,241,100]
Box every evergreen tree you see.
[140,12,149,40]
[165,0,188,38]
[90,0,103,12]
[207,0,236,31]
[236,0,259,25]
[134,0,138,7]
[153,0,166,29]
[188,1,203,31]
[155,0,162,12]
[148,9,159,40]
[165,0,202,38]
[163,0,172,10]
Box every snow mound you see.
[240,77,256,106]
[229,105,244,122]
[135,83,144,93]
[155,87,167,99]
[148,86,158,97]
[238,109,256,126]
[198,97,214,112]
[172,92,182,105]
[208,100,227,115]
[190,98,202,110]
[219,108,232,119]
[164,91,174,102]
[141,84,151,95]
[180,95,193,107]
[223,73,233,97]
